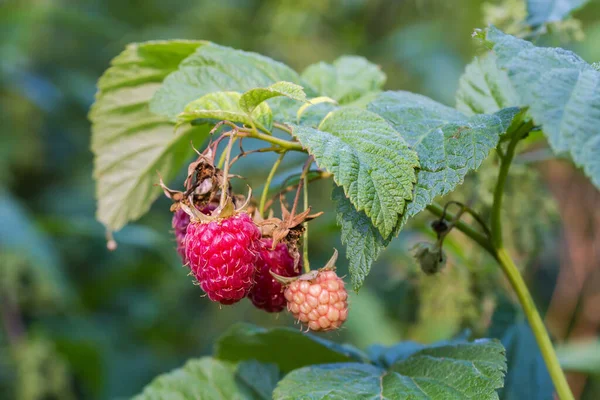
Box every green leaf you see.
[301,56,386,104]
[274,340,506,399]
[368,91,520,222]
[89,40,207,231]
[177,91,273,132]
[291,108,419,238]
[526,0,590,26]
[486,26,600,189]
[235,361,280,400]
[214,323,369,374]
[132,357,268,400]
[332,185,392,291]
[239,81,307,114]
[150,43,307,120]
[456,53,519,115]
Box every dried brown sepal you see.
[181,187,253,223]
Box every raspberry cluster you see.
[163,142,348,331]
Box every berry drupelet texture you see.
[284,270,348,331]
[184,213,261,305]
[172,203,217,263]
[249,239,300,313]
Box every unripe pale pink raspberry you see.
[248,239,300,313]
[284,269,348,331]
[172,204,217,263]
[184,212,261,305]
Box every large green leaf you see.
[486,26,600,189]
[176,91,273,132]
[132,357,270,400]
[291,108,419,238]
[368,91,520,222]
[526,0,590,26]
[332,185,392,291]
[456,53,519,115]
[239,81,307,114]
[150,43,308,120]
[274,340,506,399]
[301,56,386,104]
[89,40,208,231]
[214,323,369,374]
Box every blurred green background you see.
[2,0,600,399]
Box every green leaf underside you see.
[290,108,419,238]
[526,0,589,26]
[274,340,507,400]
[239,81,307,114]
[456,53,519,115]
[301,56,386,104]
[177,91,273,132]
[150,43,309,120]
[90,40,208,231]
[487,26,600,189]
[132,357,268,400]
[368,91,520,224]
[332,185,392,291]
[214,323,369,374]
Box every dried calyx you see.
[258,195,322,267]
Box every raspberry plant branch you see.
[496,248,574,400]
[429,199,574,399]
[491,121,534,248]
[489,121,573,400]
[259,152,286,217]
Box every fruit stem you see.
[219,132,236,208]
[260,152,286,218]
[302,172,310,274]
[295,156,313,273]
[426,203,494,254]
[217,137,237,169]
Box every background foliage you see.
[1,0,600,398]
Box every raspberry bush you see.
[87,4,600,398]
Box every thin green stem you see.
[302,173,310,274]
[217,137,237,169]
[219,134,235,207]
[491,122,532,248]
[259,152,286,217]
[241,129,304,152]
[273,122,293,135]
[496,248,574,400]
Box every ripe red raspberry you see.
[172,203,217,263]
[284,269,348,331]
[248,239,300,312]
[172,208,190,262]
[184,212,261,305]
